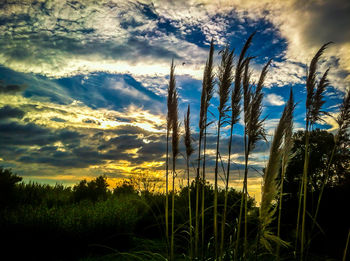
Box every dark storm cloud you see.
[0,105,25,119]
[0,121,101,168]
[0,122,83,147]
[293,0,350,45]
[113,125,153,136]
[19,154,103,168]
[0,122,56,146]
[0,117,163,168]
[103,134,144,150]
[0,81,26,93]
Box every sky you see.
[0,0,349,202]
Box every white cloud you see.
[265,93,285,106]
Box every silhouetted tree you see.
[113,180,137,196]
[73,175,109,202]
[0,167,22,207]
[280,129,350,259]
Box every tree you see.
[284,129,349,193]
[113,180,137,196]
[280,129,350,259]
[73,175,109,202]
[0,167,22,207]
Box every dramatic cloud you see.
[0,0,347,198]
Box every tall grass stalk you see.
[195,47,207,258]
[214,46,234,260]
[201,126,208,259]
[276,90,295,260]
[184,105,194,259]
[219,33,253,259]
[311,87,350,233]
[232,33,254,261]
[166,59,176,251]
[235,57,252,261]
[259,89,294,254]
[170,62,179,261]
[236,57,270,260]
[201,40,215,258]
[297,43,331,259]
[343,229,350,261]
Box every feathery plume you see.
[184,105,194,157]
[260,89,294,252]
[247,59,271,151]
[310,68,330,125]
[168,59,176,129]
[336,88,350,146]
[306,42,332,125]
[217,47,234,120]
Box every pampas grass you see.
[219,33,253,260]
[236,57,270,260]
[201,39,215,258]
[166,59,176,250]
[168,60,179,261]
[312,87,350,232]
[195,40,215,258]
[343,229,350,261]
[296,42,331,259]
[214,45,234,259]
[259,88,294,254]
[276,90,295,260]
[184,104,194,259]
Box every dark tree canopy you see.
[284,129,350,193]
[0,167,22,207]
[280,129,350,259]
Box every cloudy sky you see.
[0,0,349,201]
